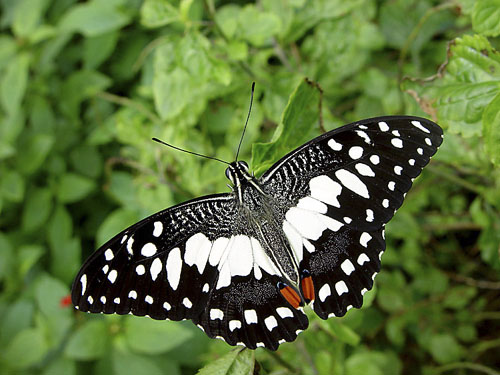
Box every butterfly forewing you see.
[72,115,443,350]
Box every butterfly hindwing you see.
[260,116,443,318]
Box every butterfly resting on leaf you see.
[72,89,443,350]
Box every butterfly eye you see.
[225,167,234,182]
[238,161,249,171]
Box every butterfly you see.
[72,115,443,350]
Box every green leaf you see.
[197,348,255,375]
[251,79,321,175]
[237,5,282,47]
[48,205,73,250]
[472,0,500,37]
[16,133,55,175]
[112,348,164,375]
[21,188,53,232]
[59,1,132,36]
[140,0,179,28]
[34,273,71,319]
[83,31,120,70]
[428,334,464,364]
[42,357,76,375]
[69,144,103,179]
[12,0,49,38]
[318,319,361,346]
[56,173,96,203]
[0,299,34,348]
[153,67,192,120]
[4,328,49,369]
[0,52,30,116]
[18,245,45,278]
[65,320,110,360]
[1,169,25,202]
[124,318,193,354]
[50,236,81,284]
[483,92,500,166]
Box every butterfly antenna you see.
[235,82,256,161]
[152,138,230,165]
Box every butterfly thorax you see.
[225,161,302,294]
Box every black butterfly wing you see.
[259,116,443,319]
[71,193,307,350]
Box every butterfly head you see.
[225,160,250,185]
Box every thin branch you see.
[426,164,485,195]
[266,351,299,374]
[446,272,500,290]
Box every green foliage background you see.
[1,0,499,374]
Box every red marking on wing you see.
[301,276,315,303]
[280,286,301,309]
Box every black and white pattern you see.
[72,116,443,350]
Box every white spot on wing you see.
[341,259,355,275]
[276,307,294,319]
[208,237,230,266]
[283,220,303,263]
[150,258,162,281]
[87,296,93,304]
[210,309,224,320]
[297,196,328,213]
[182,297,192,308]
[366,209,374,222]
[356,130,371,144]
[360,232,372,247]
[411,120,430,133]
[145,295,153,304]
[127,237,134,255]
[309,175,342,208]
[136,264,145,275]
[328,138,343,151]
[80,274,87,296]
[128,290,137,299]
[264,316,278,331]
[391,138,403,148]
[378,121,389,131]
[114,297,120,304]
[409,159,415,166]
[108,269,118,283]
[228,235,253,276]
[286,207,326,241]
[153,221,163,237]
[100,296,106,304]
[141,243,157,257]
[425,137,432,146]
[388,181,396,191]
[166,247,182,290]
[163,302,171,311]
[335,281,348,296]
[335,169,370,198]
[318,284,331,302]
[185,233,212,274]
[202,283,209,293]
[229,320,242,331]
[355,163,375,177]
[417,147,423,155]
[370,155,380,165]
[394,166,403,175]
[102,264,109,274]
[348,146,363,160]
[357,253,370,265]
[382,199,389,208]
[244,309,258,324]
[104,249,114,261]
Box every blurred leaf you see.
[1,169,25,202]
[0,52,30,116]
[83,31,120,70]
[428,334,464,364]
[4,327,49,369]
[472,0,500,37]
[18,245,45,278]
[252,79,320,175]
[442,286,477,310]
[16,133,55,174]
[65,320,110,360]
[22,188,53,231]
[124,318,193,354]
[238,5,281,47]
[153,67,192,120]
[42,357,76,375]
[318,319,361,346]
[140,0,179,28]
[69,144,103,179]
[197,348,254,375]
[0,299,34,347]
[112,348,164,375]
[482,92,500,166]
[56,173,96,203]
[12,0,49,38]
[35,273,71,318]
[59,1,132,36]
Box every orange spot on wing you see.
[301,276,315,303]
[280,286,301,309]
